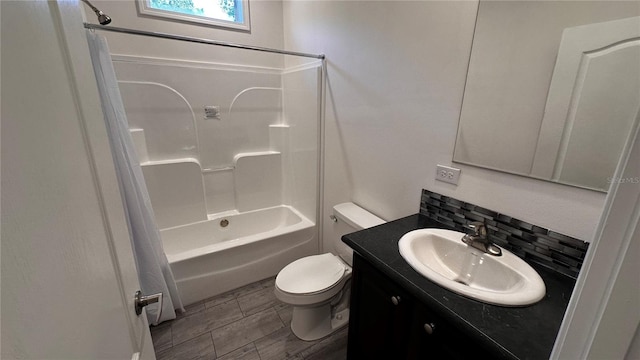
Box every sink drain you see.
[220,219,229,227]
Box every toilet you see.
[274,202,385,341]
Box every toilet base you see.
[290,304,349,341]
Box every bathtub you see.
[160,205,316,305]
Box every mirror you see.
[453,1,640,191]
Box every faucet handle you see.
[466,221,487,237]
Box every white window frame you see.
[136,0,251,32]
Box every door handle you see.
[134,290,163,323]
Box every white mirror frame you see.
[136,0,251,32]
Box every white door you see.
[551,111,640,359]
[1,1,154,359]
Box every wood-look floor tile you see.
[211,307,284,356]
[204,292,236,309]
[285,355,303,360]
[176,301,205,319]
[172,300,243,345]
[185,300,206,313]
[217,343,261,360]
[254,326,318,360]
[299,327,348,360]
[237,286,279,316]
[156,332,215,360]
[274,302,293,326]
[150,323,173,353]
[231,277,275,299]
[171,312,207,346]
[202,299,245,331]
[151,277,348,360]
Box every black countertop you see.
[342,214,576,360]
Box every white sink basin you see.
[398,228,545,306]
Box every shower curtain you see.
[86,32,184,324]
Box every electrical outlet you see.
[435,165,461,185]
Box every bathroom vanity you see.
[343,214,577,360]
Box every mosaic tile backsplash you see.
[420,189,589,279]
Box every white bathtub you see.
[160,205,316,305]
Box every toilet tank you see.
[332,202,385,266]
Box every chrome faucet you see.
[462,222,502,256]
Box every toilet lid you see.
[276,253,346,295]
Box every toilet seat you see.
[276,253,347,295]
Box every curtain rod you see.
[84,23,325,60]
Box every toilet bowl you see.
[274,202,385,341]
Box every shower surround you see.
[115,54,322,305]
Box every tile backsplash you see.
[420,189,589,279]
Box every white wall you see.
[90,0,285,67]
[282,0,606,256]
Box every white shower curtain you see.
[86,32,184,324]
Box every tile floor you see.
[150,277,349,360]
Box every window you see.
[137,0,250,31]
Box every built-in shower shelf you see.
[233,151,281,163]
[140,157,201,167]
[202,166,235,173]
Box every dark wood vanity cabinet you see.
[347,253,487,360]
[346,255,413,359]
